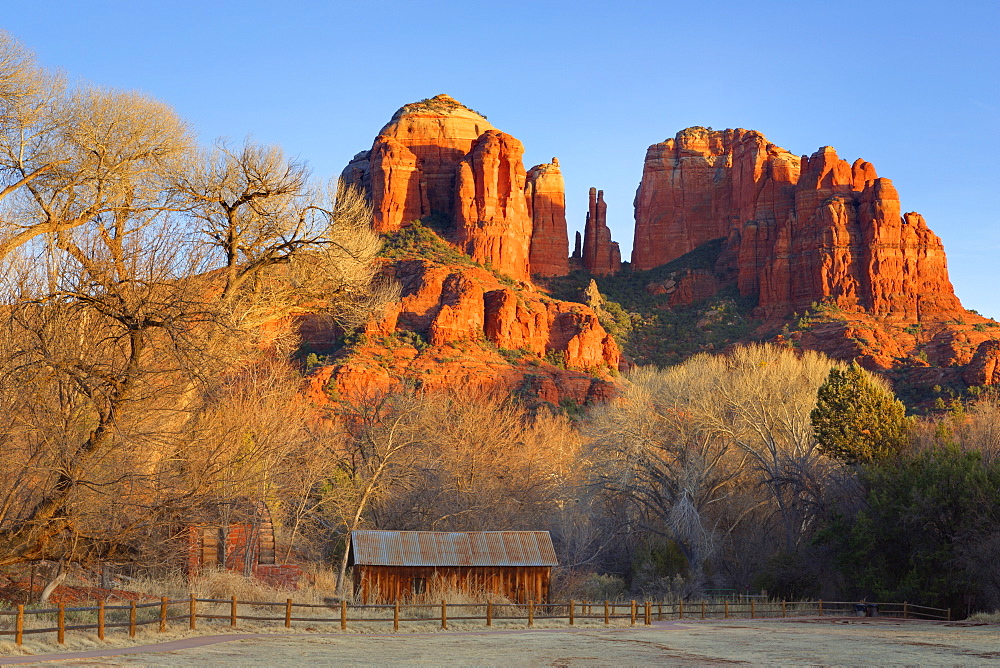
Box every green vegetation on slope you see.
[542,239,760,367]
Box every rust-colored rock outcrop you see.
[526,159,569,277]
[964,340,1000,386]
[582,188,621,276]
[344,95,572,281]
[632,127,965,323]
[306,255,620,406]
[342,95,495,233]
[453,130,533,282]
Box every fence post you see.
[702,600,706,620]
[98,599,106,640]
[441,600,448,630]
[724,600,729,619]
[189,596,196,630]
[58,603,65,644]
[679,600,684,620]
[231,596,237,628]
[751,600,755,619]
[286,599,293,629]
[630,600,636,626]
[903,602,908,619]
[947,608,951,622]
[818,600,823,617]
[528,600,534,627]
[15,604,23,646]
[782,600,786,618]
[129,600,137,637]
[569,599,574,625]
[341,600,347,631]
[159,597,168,632]
[658,601,663,621]
[486,600,492,627]
[645,601,651,625]
[393,600,399,631]
[604,600,609,625]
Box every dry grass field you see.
[1,617,997,666]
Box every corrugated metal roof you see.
[350,531,558,567]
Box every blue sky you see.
[7,0,999,316]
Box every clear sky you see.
[6,0,999,316]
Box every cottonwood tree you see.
[0,32,191,266]
[173,140,389,335]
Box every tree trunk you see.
[39,561,66,605]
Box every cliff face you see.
[526,159,569,277]
[632,127,964,323]
[343,94,571,281]
[454,130,533,282]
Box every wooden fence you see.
[0,597,951,647]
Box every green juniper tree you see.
[810,362,910,463]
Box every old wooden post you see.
[903,602,908,619]
[782,600,786,618]
[15,604,23,646]
[393,600,399,631]
[630,600,636,626]
[341,600,347,630]
[569,599,574,625]
[818,599,823,616]
[285,599,293,629]
[159,597,168,632]
[679,600,684,619]
[751,600,755,619]
[189,596,196,630]
[645,601,651,625]
[486,600,492,627]
[604,600,609,625]
[98,599,106,640]
[724,600,729,619]
[702,601,706,619]
[658,601,663,621]
[231,596,237,627]
[441,600,448,630]
[57,603,65,644]
[129,600,137,637]
[947,608,951,622]
[528,600,534,627]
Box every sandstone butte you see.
[317,95,620,404]
[631,126,1000,375]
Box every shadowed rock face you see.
[632,127,963,323]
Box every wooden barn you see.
[349,530,558,604]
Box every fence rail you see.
[0,596,952,647]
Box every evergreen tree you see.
[810,362,909,462]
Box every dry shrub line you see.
[0,598,951,646]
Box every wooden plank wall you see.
[354,566,551,604]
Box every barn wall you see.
[353,566,551,604]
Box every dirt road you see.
[2,618,997,666]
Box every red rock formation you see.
[526,159,569,277]
[632,127,965,323]
[453,130,533,282]
[582,188,621,276]
[342,94,495,233]
[964,340,1000,386]
[304,256,621,406]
